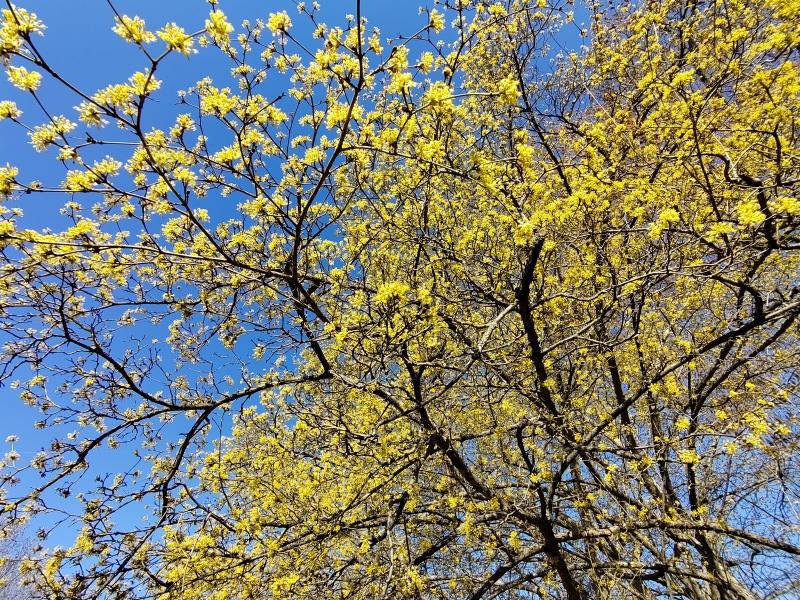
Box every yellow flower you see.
[7,65,41,91]
[375,281,410,305]
[771,195,800,217]
[2,6,44,39]
[173,167,197,186]
[72,529,94,554]
[388,71,414,94]
[200,86,237,116]
[93,83,135,108]
[29,116,76,151]
[671,68,696,88]
[418,51,434,73]
[76,102,103,126]
[736,198,765,228]
[513,219,536,246]
[648,207,680,239]
[425,81,452,109]
[206,10,233,45]
[496,75,520,106]
[325,102,352,128]
[0,164,18,196]
[429,9,446,33]
[416,138,444,162]
[270,573,300,595]
[267,11,292,34]
[112,15,155,44]
[0,100,20,119]
[706,221,737,242]
[64,169,98,192]
[723,441,738,455]
[157,23,194,56]
[128,71,161,96]
[516,143,535,168]
[65,219,98,239]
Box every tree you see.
[0,0,798,597]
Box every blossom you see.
[7,65,41,91]
[736,198,765,227]
[677,449,700,464]
[0,100,20,119]
[158,23,194,56]
[648,207,681,239]
[418,51,434,73]
[1,7,44,58]
[267,11,292,34]
[205,10,233,45]
[424,81,452,110]
[771,195,800,216]
[112,15,155,44]
[429,9,445,33]
[375,281,411,305]
[496,74,520,106]
[128,71,161,96]
[29,116,76,151]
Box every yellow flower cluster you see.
[648,207,680,239]
[129,71,161,96]
[1,6,44,56]
[199,85,237,116]
[0,100,21,120]
[158,23,194,56]
[0,165,17,196]
[424,82,452,110]
[29,116,76,151]
[7,65,41,91]
[495,74,520,106]
[267,11,292,34]
[63,158,121,191]
[429,9,446,32]
[112,14,155,44]
[205,10,233,45]
[374,281,410,305]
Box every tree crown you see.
[0,0,798,598]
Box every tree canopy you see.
[1,0,799,598]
